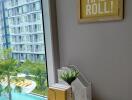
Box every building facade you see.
[0,0,45,62]
[0,1,4,49]
[0,0,10,49]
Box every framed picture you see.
[78,0,124,23]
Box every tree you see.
[0,49,21,100]
[20,60,47,94]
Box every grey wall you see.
[56,0,131,100]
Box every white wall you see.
[56,0,131,100]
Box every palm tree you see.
[0,49,21,100]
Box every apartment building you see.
[0,0,45,62]
[0,1,10,49]
[0,2,4,49]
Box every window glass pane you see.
[0,0,48,100]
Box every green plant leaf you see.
[61,69,79,85]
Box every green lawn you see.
[32,88,48,96]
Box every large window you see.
[0,0,57,100]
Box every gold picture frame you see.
[78,0,124,23]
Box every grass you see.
[32,79,48,96]
[32,88,48,96]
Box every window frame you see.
[41,0,60,86]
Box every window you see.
[8,9,12,17]
[33,13,37,21]
[23,5,28,13]
[19,7,23,14]
[36,2,41,10]
[0,0,59,100]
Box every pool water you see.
[0,93,47,100]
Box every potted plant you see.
[60,68,79,100]
[61,68,79,85]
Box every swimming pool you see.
[0,93,47,100]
